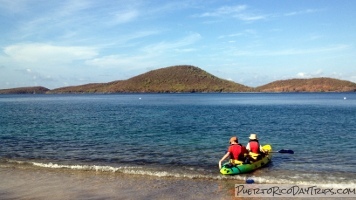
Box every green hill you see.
[256,77,356,92]
[46,83,106,94]
[0,86,49,94]
[1,66,356,94]
[49,65,253,93]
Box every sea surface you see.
[1,93,356,198]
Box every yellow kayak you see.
[220,144,272,175]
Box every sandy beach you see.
[0,166,238,200]
[3,166,356,200]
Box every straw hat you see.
[229,136,238,143]
[249,134,258,140]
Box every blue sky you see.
[0,0,355,89]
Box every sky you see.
[0,0,355,89]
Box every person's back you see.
[246,133,265,161]
[219,136,248,169]
[248,140,261,154]
[228,143,247,161]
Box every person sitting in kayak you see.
[246,133,266,161]
[219,136,248,169]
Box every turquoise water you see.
[1,93,355,186]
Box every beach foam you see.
[3,158,355,188]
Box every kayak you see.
[220,144,272,175]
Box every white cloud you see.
[57,0,92,17]
[4,43,98,64]
[10,1,90,39]
[266,45,351,56]
[101,30,161,47]
[231,44,351,57]
[85,54,156,69]
[198,5,247,17]
[111,9,139,25]
[297,72,307,78]
[236,13,267,22]
[218,29,257,39]
[0,0,31,13]
[350,75,356,83]
[86,33,201,69]
[174,48,197,52]
[296,69,324,78]
[285,9,324,16]
[11,1,136,40]
[196,5,268,22]
[141,33,202,53]
[218,33,243,39]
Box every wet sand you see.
[3,166,354,200]
[0,166,238,200]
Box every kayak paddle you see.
[271,149,294,154]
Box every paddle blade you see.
[278,149,294,154]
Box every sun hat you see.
[249,133,258,140]
[229,136,238,143]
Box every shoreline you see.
[1,165,238,200]
[4,167,354,200]
[2,167,356,200]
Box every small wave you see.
[2,158,141,172]
[32,162,125,172]
[4,159,354,186]
[31,161,244,181]
[2,159,242,180]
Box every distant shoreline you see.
[1,91,355,95]
[1,65,355,94]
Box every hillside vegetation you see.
[49,65,253,93]
[1,65,355,94]
[0,86,49,94]
[256,78,356,92]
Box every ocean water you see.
[1,93,355,189]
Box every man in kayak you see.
[246,133,266,161]
[219,136,248,169]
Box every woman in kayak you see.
[219,136,248,169]
[246,133,265,161]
